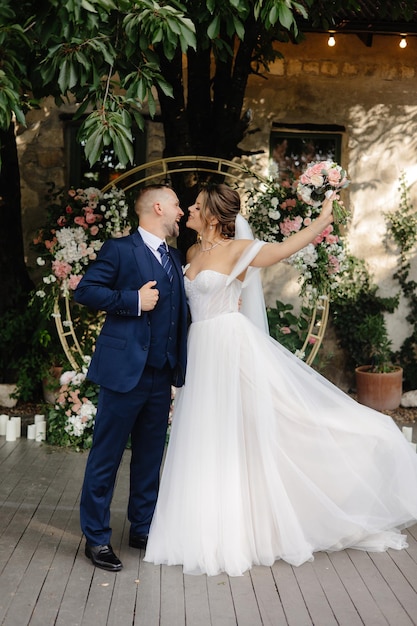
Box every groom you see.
[74,185,188,572]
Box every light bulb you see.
[328,35,336,47]
[399,37,407,49]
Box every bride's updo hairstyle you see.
[198,183,241,238]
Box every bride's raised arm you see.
[250,193,334,268]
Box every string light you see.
[328,33,336,47]
[399,36,407,48]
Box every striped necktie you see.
[157,243,174,282]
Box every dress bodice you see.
[184,270,242,322]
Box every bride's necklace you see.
[199,235,224,252]
[200,240,221,252]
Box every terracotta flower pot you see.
[355,365,403,411]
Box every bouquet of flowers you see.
[297,160,350,224]
[33,185,131,304]
[246,170,347,304]
[46,362,98,450]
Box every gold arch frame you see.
[54,156,328,369]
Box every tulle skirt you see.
[145,312,417,576]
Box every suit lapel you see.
[132,230,154,283]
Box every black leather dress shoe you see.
[129,534,148,550]
[85,544,123,572]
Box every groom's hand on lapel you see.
[140,280,159,311]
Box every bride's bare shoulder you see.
[186,243,199,263]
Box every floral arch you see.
[51,156,330,370]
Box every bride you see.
[144,182,417,577]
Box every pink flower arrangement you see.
[247,167,348,302]
[34,185,131,300]
[297,160,350,224]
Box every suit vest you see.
[146,250,182,370]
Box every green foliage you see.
[386,171,417,258]
[2,0,407,167]
[385,171,417,389]
[331,255,399,372]
[355,314,396,374]
[0,300,69,399]
[267,299,310,356]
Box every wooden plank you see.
[327,550,388,625]
[347,549,413,626]
[0,447,73,624]
[250,565,288,625]
[160,564,185,626]
[135,560,161,626]
[292,559,337,626]
[229,571,262,626]
[271,560,312,625]
[368,550,417,624]
[28,458,87,625]
[206,573,237,626]
[183,572,211,626]
[310,552,362,626]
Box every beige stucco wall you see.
[16,31,417,388]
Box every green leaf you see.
[81,0,98,12]
[58,60,70,93]
[233,16,245,41]
[207,15,220,40]
[269,5,279,26]
[277,3,295,30]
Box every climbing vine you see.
[385,171,417,389]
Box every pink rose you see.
[85,212,98,224]
[90,225,99,236]
[325,234,339,245]
[327,168,342,185]
[280,327,291,335]
[309,173,324,187]
[52,259,72,279]
[328,255,341,274]
[280,216,303,236]
[68,274,82,290]
[44,238,57,250]
[74,216,87,229]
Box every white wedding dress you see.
[145,240,417,577]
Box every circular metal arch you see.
[54,156,328,369]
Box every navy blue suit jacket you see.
[74,230,188,392]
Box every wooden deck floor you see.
[1,438,417,626]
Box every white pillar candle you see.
[402,426,413,442]
[11,416,21,438]
[0,414,9,436]
[409,442,417,452]
[27,424,36,440]
[6,420,16,442]
[35,421,46,442]
[34,414,45,424]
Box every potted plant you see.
[354,314,403,411]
